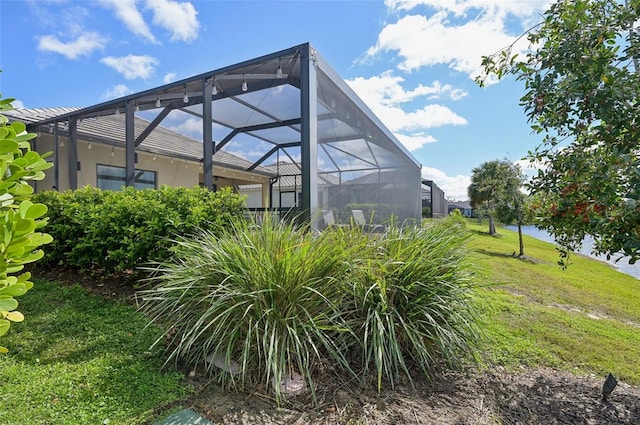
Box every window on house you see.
[279,191,296,208]
[96,164,156,190]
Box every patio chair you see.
[322,209,352,229]
[322,209,338,228]
[351,209,384,232]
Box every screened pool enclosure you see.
[28,43,422,227]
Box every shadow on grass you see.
[470,229,545,264]
[11,281,161,365]
[474,248,544,264]
[470,229,504,238]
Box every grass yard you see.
[469,221,640,384]
[0,280,190,425]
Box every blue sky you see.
[0,0,551,199]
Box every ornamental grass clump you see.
[139,214,355,402]
[345,218,479,391]
[140,215,479,401]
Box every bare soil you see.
[183,366,640,425]
[33,267,640,425]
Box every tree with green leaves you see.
[477,0,640,264]
[496,190,532,257]
[0,91,53,352]
[468,159,524,237]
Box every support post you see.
[202,78,214,190]
[53,122,59,190]
[68,117,78,190]
[300,44,319,226]
[261,181,270,208]
[125,101,135,187]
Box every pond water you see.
[505,225,640,279]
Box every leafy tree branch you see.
[0,89,53,352]
[477,0,640,264]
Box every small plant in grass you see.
[346,218,479,391]
[0,92,52,352]
[139,214,355,403]
[447,208,467,228]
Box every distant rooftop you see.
[238,161,340,189]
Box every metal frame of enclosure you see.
[27,43,422,227]
[422,179,448,218]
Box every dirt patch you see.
[30,265,142,301]
[186,367,640,424]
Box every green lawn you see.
[469,221,640,384]
[0,281,190,425]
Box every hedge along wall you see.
[33,186,246,276]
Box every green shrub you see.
[447,208,468,228]
[0,93,53,352]
[140,215,480,400]
[345,219,478,390]
[32,187,104,271]
[139,214,355,402]
[33,186,246,276]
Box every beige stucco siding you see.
[34,134,203,191]
[31,134,270,209]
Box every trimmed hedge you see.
[33,186,246,275]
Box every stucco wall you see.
[34,134,213,191]
[31,135,274,211]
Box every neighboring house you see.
[448,201,473,217]
[421,179,448,218]
[5,107,276,206]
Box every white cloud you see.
[396,133,437,151]
[146,0,200,42]
[347,72,467,151]
[367,1,550,81]
[32,4,91,36]
[101,54,159,79]
[348,71,467,106]
[170,116,202,138]
[386,0,549,18]
[379,103,468,131]
[366,13,512,77]
[421,165,471,200]
[37,32,106,59]
[515,157,545,183]
[163,72,177,83]
[351,1,552,156]
[12,100,25,109]
[99,0,158,43]
[101,84,132,100]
